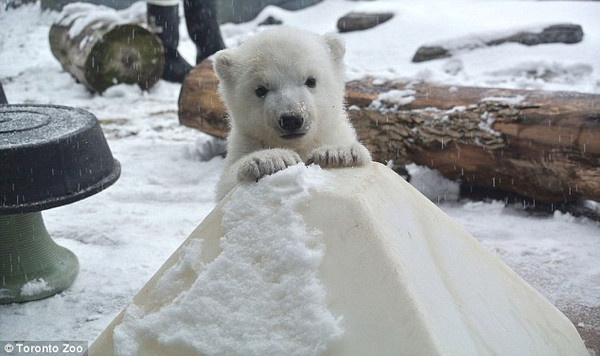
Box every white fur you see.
[213,27,371,201]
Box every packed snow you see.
[368,89,416,112]
[113,165,342,355]
[0,0,599,354]
[57,2,146,39]
[19,279,52,297]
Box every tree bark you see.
[178,61,600,203]
[49,15,164,93]
[179,60,227,137]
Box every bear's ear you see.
[323,33,346,67]
[213,49,235,83]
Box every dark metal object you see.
[0,104,120,303]
[0,104,121,214]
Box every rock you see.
[337,12,394,33]
[511,24,584,45]
[89,163,587,355]
[258,15,283,26]
[413,23,584,62]
[412,45,450,63]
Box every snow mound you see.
[91,163,586,356]
[109,164,342,356]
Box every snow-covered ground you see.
[0,0,599,353]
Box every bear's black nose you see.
[279,115,304,133]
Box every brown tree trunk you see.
[49,13,164,93]
[178,61,600,203]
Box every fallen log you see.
[178,61,600,203]
[412,24,584,62]
[49,2,164,93]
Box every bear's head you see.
[213,27,346,148]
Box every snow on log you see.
[88,163,588,355]
[49,2,164,93]
[178,61,600,203]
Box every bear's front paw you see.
[306,143,371,167]
[237,149,302,182]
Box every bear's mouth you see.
[280,133,306,140]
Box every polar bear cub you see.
[213,27,371,201]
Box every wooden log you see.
[49,3,164,93]
[178,61,600,203]
[179,60,228,138]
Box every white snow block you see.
[89,162,587,356]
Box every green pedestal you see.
[0,213,79,303]
[1,104,120,304]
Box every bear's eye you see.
[255,85,268,98]
[305,77,317,88]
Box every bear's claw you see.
[237,148,302,182]
[306,143,371,167]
